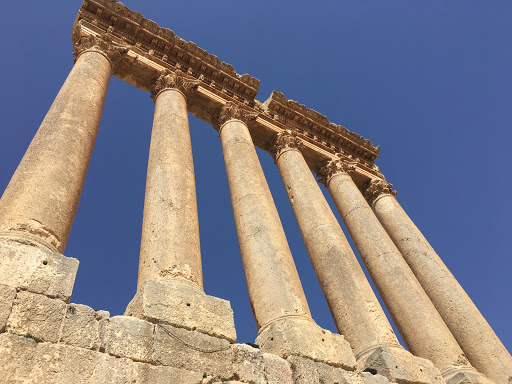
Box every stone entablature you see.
[73,0,383,186]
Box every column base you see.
[0,235,78,302]
[125,279,236,343]
[442,366,496,384]
[255,317,356,370]
[360,346,444,384]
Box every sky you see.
[1,1,511,353]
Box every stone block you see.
[361,372,391,384]
[137,364,204,384]
[152,322,232,373]
[263,352,294,384]
[0,284,16,332]
[288,355,365,384]
[0,238,78,302]
[443,367,496,384]
[105,315,155,363]
[256,318,357,370]
[59,303,110,350]
[87,353,140,383]
[0,332,99,384]
[125,279,236,342]
[361,346,444,384]
[6,290,66,343]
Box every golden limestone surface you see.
[0,1,510,384]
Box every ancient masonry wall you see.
[1,1,511,383]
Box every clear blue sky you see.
[1,1,510,352]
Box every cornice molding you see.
[270,130,305,162]
[364,179,397,205]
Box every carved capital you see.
[151,69,200,100]
[73,32,127,67]
[317,157,355,186]
[270,130,304,161]
[214,101,258,130]
[364,179,397,205]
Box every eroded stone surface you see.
[6,290,66,343]
[0,238,78,301]
[126,279,236,342]
[59,303,110,350]
[443,367,497,384]
[106,315,155,363]
[0,284,16,332]
[288,355,365,384]
[256,317,356,370]
[263,352,294,384]
[362,346,444,384]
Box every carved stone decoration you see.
[270,129,305,161]
[364,179,397,205]
[72,32,127,67]
[151,69,200,100]
[317,157,356,186]
[214,101,259,130]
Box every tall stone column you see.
[366,179,512,384]
[125,71,236,343]
[0,33,122,302]
[272,131,448,384]
[320,158,488,382]
[217,103,355,368]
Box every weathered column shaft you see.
[272,131,399,359]
[0,36,116,253]
[218,105,312,330]
[323,161,469,371]
[138,72,202,290]
[370,186,512,383]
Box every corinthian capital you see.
[364,179,397,205]
[270,129,304,161]
[73,33,127,66]
[317,157,355,186]
[214,101,258,130]
[152,69,200,99]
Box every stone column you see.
[320,158,480,379]
[0,33,122,302]
[366,179,512,384]
[125,71,236,343]
[272,131,449,384]
[217,103,355,368]
[136,70,202,290]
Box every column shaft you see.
[373,192,512,383]
[274,140,399,359]
[326,168,469,371]
[138,87,202,289]
[219,118,312,330]
[0,48,112,253]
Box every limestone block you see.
[137,364,204,384]
[87,353,140,384]
[0,238,78,302]
[6,290,66,343]
[152,322,232,373]
[126,279,236,342]
[362,346,444,384]
[443,368,496,384]
[288,355,365,384]
[229,343,267,382]
[105,315,155,363]
[361,372,391,384]
[0,333,99,384]
[263,352,294,384]
[0,284,16,332]
[59,303,110,350]
[256,318,357,370]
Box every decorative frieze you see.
[215,102,259,130]
[317,157,356,187]
[364,179,397,205]
[151,69,199,100]
[270,130,305,161]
